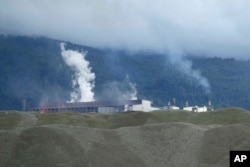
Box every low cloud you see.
[1,0,250,58]
[1,0,250,93]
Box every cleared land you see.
[1,108,250,167]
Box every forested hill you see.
[0,35,250,110]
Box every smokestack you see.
[208,100,212,106]
[207,100,214,111]
[167,101,171,106]
[172,98,176,106]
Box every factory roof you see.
[35,99,145,109]
[62,99,143,107]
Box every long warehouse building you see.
[32,99,158,113]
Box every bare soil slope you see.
[1,109,250,167]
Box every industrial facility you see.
[164,100,214,112]
[32,99,159,113]
[31,98,214,113]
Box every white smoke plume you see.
[125,75,138,100]
[60,43,95,102]
[169,49,210,93]
[175,59,210,93]
[98,75,137,101]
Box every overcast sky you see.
[1,0,250,59]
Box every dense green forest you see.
[0,35,250,110]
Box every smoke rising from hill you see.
[60,43,95,102]
[178,59,210,94]
[169,50,211,93]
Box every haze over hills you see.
[0,35,250,110]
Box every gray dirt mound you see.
[6,127,88,167]
[116,123,206,167]
[198,123,250,167]
[1,121,250,167]
[13,112,37,132]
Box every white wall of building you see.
[97,99,159,113]
[183,106,207,112]
[197,106,207,112]
[164,106,180,110]
[131,100,158,112]
[183,106,194,112]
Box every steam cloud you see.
[124,75,138,100]
[169,50,210,93]
[60,43,95,102]
[98,75,138,101]
[127,81,138,100]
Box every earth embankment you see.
[1,108,250,167]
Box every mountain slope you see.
[0,35,250,109]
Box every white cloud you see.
[1,0,250,58]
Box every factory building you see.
[164,99,180,110]
[163,100,214,112]
[32,99,158,113]
[182,100,213,112]
[183,106,208,112]
[164,105,180,110]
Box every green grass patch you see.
[35,111,148,129]
[103,111,149,129]
[35,112,89,126]
[148,108,250,125]
[148,110,192,123]
[0,111,22,130]
[189,107,250,125]
[34,107,250,129]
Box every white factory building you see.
[124,99,159,112]
[183,106,208,112]
[164,105,180,110]
[182,100,213,112]
[164,100,213,112]
[32,99,159,113]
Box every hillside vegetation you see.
[1,108,250,167]
[34,107,250,128]
[1,35,250,110]
[1,108,249,130]
[0,111,21,130]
